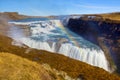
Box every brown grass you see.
[0,52,76,80]
[78,12,120,23]
[101,12,120,21]
[0,52,53,80]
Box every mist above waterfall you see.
[0,14,13,35]
[8,26,25,40]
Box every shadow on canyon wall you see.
[67,16,120,73]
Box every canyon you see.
[0,12,120,80]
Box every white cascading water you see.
[9,18,109,71]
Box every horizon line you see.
[0,11,120,16]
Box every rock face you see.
[67,16,120,73]
[68,17,120,44]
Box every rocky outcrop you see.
[67,16,120,44]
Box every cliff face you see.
[68,16,120,43]
[67,16,120,73]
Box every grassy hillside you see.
[0,52,76,80]
[0,34,120,80]
[0,52,53,80]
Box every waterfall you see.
[9,18,110,71]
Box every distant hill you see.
[0,12,29,20]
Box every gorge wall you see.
[67,16,120,73]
